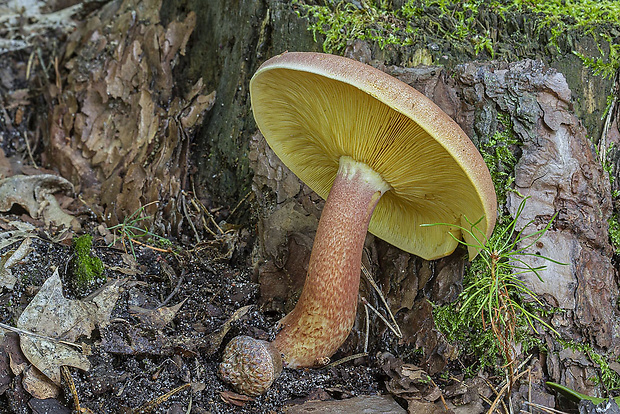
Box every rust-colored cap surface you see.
[251,52,497,260]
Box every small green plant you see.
[70,234,105,296]
[108,202,174,259]
[546,381,620,405]
[473,31,495,59]
[600,143,616,180]
[429,197,563,379]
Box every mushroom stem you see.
[274,155,390,368]
[218,156,390,395]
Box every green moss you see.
[479,112,520,206]
[526,1,620,43]
[70,234,105,296]
[295,0,620,66]
[400,0,497,55]
[558,338,620,393]
[609,215,620,253]
[293,0,416,54]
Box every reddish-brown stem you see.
[218,157,389,394]
[273,156,389,368]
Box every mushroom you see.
[218,52,497,396]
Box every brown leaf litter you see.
[0,174,79,230]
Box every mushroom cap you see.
[250,52,497,260]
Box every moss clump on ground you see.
[70,234,105,296]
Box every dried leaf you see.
[0,174,78,230]
[401,364,426,381]
[22,365,60,399]
[0,258,17,290]
[4,332,27,377]
[129,299,186,329]
[28,397,72,414]
[379,352,439,399]
[610,361,620,376]
[16,270,123,384]
[3,237,32,269]
[0,221,36,249]
[0,237,33,289]
[220,390,254,407]
[0,148,12,179]
[197,305,252,357]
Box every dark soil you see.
[0,216,393,413]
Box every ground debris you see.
[580,399,620,414]
[129,299,186,330]
[378,352,448,412]
[102,304,251,358]
[0,174,78,230]
[0,0,82,55]
[284,394,406,414]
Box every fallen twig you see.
[132,383,191,413]
[0,322,83,350]
[320,352,368,370]
[523,401,569,414]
